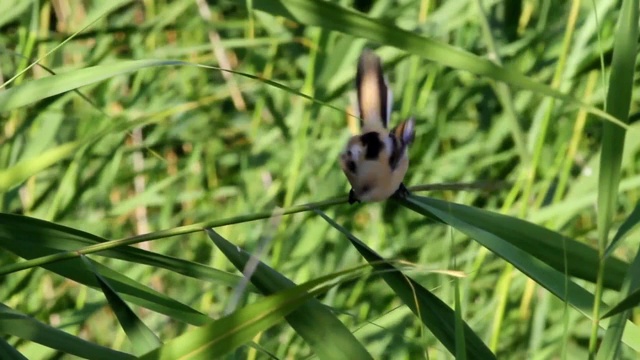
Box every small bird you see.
[339,49,416,204]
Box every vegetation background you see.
[0,0,639,359]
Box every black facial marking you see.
[355,68,365,130]
[377,71,389,128]
[347,160,357,173]
[360,132,384,160]
[388,134,400,169]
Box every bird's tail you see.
[356,49,392,132]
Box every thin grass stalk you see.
[552,71,598,205]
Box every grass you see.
[0,0,639,359]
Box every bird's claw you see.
[348,189,361,205]
[393,183,411,199]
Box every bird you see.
[339,49,416,204]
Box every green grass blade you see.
[401,196,628,290]
[0,0,34,29]
[0,303,135,360]
[0,213,246,288]
[313,209,496,360]
[80,255,162,355]
[604,201,640,258]
[0,59,184,112]
[598,234,640,359]
[596,0,638,256]
[4,0,640,357]
[454,279,467,360]
[600,284,640,320]
[597,246,640,359]
[0,214,209,326]
[0,197,347,276]
[399,195,640,351]
[402,195,596,307]
[0,141,82,192]
[253,0,626,128]
[206,228,374,359]
[0,337,28,360]
[138,273,338,360]
[593,0,639,356]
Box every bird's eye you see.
[361,184,370,193]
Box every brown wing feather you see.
[389,118,415,169]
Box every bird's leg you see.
[348,189,361,204]
[393,183,411,199]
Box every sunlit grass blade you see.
[0,141,81,192]
[0,56,347,118]
[0,303,135,360]
[254,0,626,128]
[604,201,640,258]
[0,0,33,29]
[0,214,209,326]
[0,0,135,89]
[80,255,162,355]
[313,209,496,359]
[401,196,628,290]
[196,63,351,116]
[206,228,373,359]
[138,270,342,360]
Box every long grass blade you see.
[592,0,639,356]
